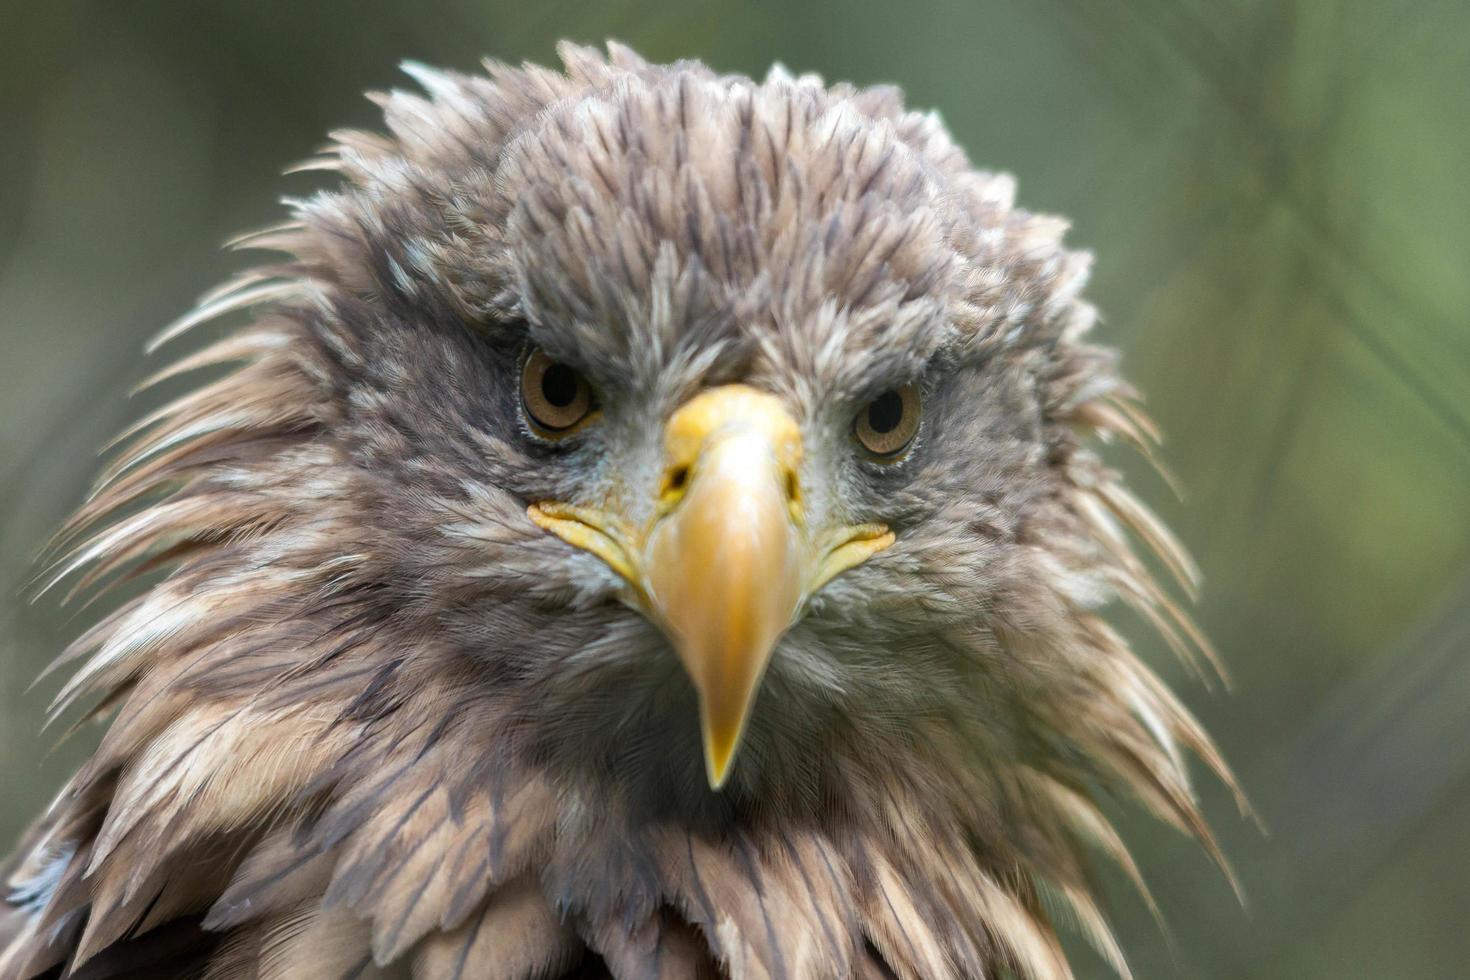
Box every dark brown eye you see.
[854,384,920,459]
[521,348,594,435]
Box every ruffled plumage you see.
[1,42,1243,979]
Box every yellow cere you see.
[662,385,804,521]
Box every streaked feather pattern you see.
[1,42,1242,979]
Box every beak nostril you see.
[784,468,800,504]
[660,465,691,508]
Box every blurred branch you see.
[1042,0,1470,451]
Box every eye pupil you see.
[853,383,920,460]
[867,390,904,434]
[541,363,578,408]
[521,348,594,436]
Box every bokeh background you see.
[2,1,1468,976]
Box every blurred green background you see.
[2,1,1468,976]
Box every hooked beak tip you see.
[704,725,739,790]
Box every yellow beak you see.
[529,385,893,789]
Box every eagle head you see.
[1,42,1240,980]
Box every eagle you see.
[0,42,1241,980]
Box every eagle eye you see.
[854,384,921,459]
[521,348,594,435]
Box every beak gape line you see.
[529,384,893,788]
